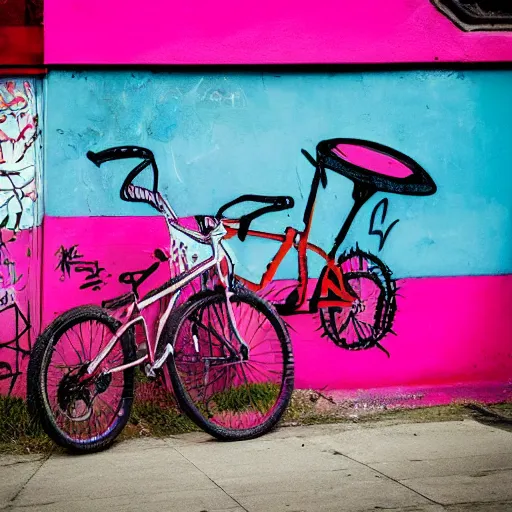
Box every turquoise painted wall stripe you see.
[45,70,512,279]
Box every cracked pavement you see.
[1,419,511,511]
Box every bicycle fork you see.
[213,226,250,361]
[224,288,250,361]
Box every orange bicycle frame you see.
[222,220,357,312]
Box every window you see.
[0,0,42,26]
[0,0,43,67]
[432,0,512,31]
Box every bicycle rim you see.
[37,307,134,448]
[167,290,294,440]
[324,271,385,348]
[319,248,396,349]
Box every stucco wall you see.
[44,0,512,64]
[1,1,511,404]
[0,78,43,396]
[30,69,511,402]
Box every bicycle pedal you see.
[149,343,173,374]
[136,342,148,359]
[144,363,156,378]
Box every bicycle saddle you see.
[313,138,436,196]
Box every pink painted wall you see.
[41,216,512,399]
[44,0,512,65]
[0,228,42,396]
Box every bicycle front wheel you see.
[165,289,294,441]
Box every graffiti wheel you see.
[27,306,136,453]
[319,249,396,350]
[165,288,294,441]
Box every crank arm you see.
[146,343,174,378]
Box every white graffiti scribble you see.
[0,80,39,232]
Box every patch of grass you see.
[0,395,53,454]
[1,384,510,454]
[0,381,199,454]
[129,398,198,437]
[127,369,199,437]
[211,383,280,413]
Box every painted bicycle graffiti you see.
[218,139,437,355]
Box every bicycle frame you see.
[221,156,363,314]
[83,146,247,383]
[222,222,355,312]
[86,256,216,375]
[218,139,436,319]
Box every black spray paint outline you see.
[369,198,400,251]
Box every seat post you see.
[302,166,323,227]
[328,183,376,259]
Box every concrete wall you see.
[44,0,512,64]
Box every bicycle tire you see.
[27,305,136,453]
[319,248,396,350]
[165,288,294,441]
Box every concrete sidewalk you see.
[1,419,511,512]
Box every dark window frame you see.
[432,0,512,31]
[0,0,43,68]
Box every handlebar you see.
[86,145,178,219]
[216,194,295,241]
[86,146,155,167]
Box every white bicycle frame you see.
[85,173,246,381]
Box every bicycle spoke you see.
[89,320,93,360]
[96,395,118,418]
[249,334,274,353]
[238,364,265,416]
[205,305,214,358]
[244,359,282,366]
[248,350,280,357]
[189,315,228,349]
[86,414,94,441]
[247,316,270,347]
[351,316,372,341]
[171,292,291,436]
[76,323,88,360]
[64,330,83,364]
[184,365,228,396]
[211,300,229,342]
[237,300,257,341]
[246,360,282,378]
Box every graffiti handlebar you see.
[216,194,295,242]
[86,146,155,167]
[86,145,178,218]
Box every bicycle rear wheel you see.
[319,249,396,350]
[27,306,136,453]
[165,288,294,441]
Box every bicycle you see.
[27,146,294,453]
[217,139,436,354]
